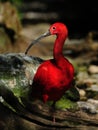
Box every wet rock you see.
[88,99,98,108]
[87,84,98,92]
[78,89,86,100]
[77,100,98,114]
[88,65,98,74]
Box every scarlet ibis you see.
[25,22,74,107]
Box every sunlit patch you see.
[0,96,4,102]
[42,66,48,71]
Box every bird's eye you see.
[52,26,56,30]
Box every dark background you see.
[19,0,98,38]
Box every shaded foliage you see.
[0,0,22,5]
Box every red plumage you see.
[31,22,74,104]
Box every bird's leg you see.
[51,101,56,110]
[51,101,56,123]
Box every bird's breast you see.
[34,60,72,88]
[32,59,74,102]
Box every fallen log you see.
[0,53,98,130]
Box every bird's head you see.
[25,22,68,55]
[49,22,68,36]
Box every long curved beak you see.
[25,30,51,55]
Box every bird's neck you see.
[53,34,66,64]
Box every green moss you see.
[78,65,88,72]
[47,95,78,110]
[55,97,78,110]
[0,71,29,99]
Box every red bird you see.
[26,22,74,107]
